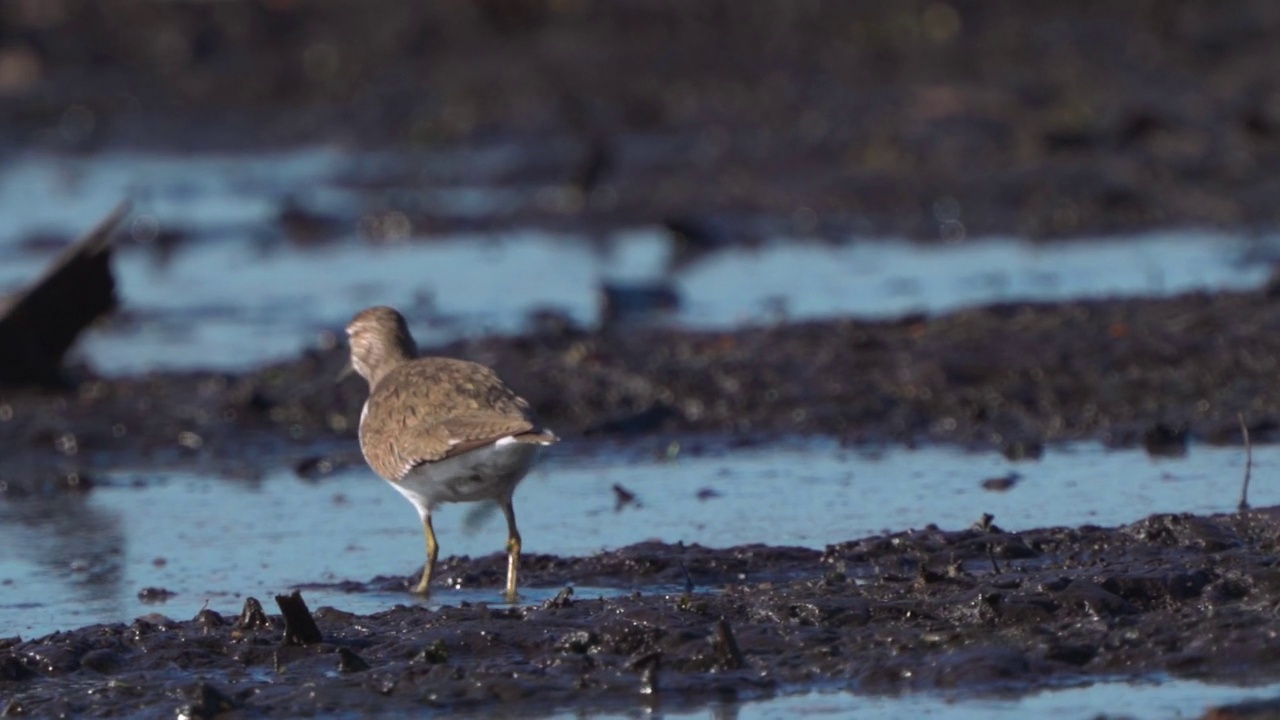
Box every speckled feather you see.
[359,356,552,482]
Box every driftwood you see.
[274,590,323,646]
[0,202,128,387]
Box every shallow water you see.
[648,678,1280,720]
[0,439,1269,640]
[0,149,1276,371]
[2,438,1266,715]
[1,148,1276,716]
[78,227,1280,373]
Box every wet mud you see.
[5,508,1280,717]
[5,1,1280,715]
[4,284,1280,496]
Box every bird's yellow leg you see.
[501,500,521,602]
[413,513,438,595]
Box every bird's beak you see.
[336,358,355,383]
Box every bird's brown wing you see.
[360,357,556,481]
[382,358,535,420]
[385,415,557,481]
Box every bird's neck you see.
[366,341,416,388]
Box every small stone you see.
[337,647,370,674]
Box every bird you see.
[344,305,557,600]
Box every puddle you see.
[678,231,1272,322]
[71,227,1280,373]
[0,149,1276,371]
[638,678,1280,720]
[0,439,1271,640]
[334,675,1280,718]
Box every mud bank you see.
[3,507,1278,717]
[3,285,1280,495]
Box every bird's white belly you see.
[389,439,541,513]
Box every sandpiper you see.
[344,306,557,600]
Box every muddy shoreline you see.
[5,507,1280,717]
[4,284,1280,495]
[5,1,1280,716]
[6,282,1280,716]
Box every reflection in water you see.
[0,493,126,625]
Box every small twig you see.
[714,619,745,670]
[1239,412,1253,511]
[679,560,694,594]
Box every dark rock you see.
[236,597,270,631]
[337,647,370,674]
[981,472,1021,491]
[176,682,237,719]
[1143,422,1189,458]
[137,587,176,603]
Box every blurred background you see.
[3,0,1280,372]
[6,0,1280,227]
